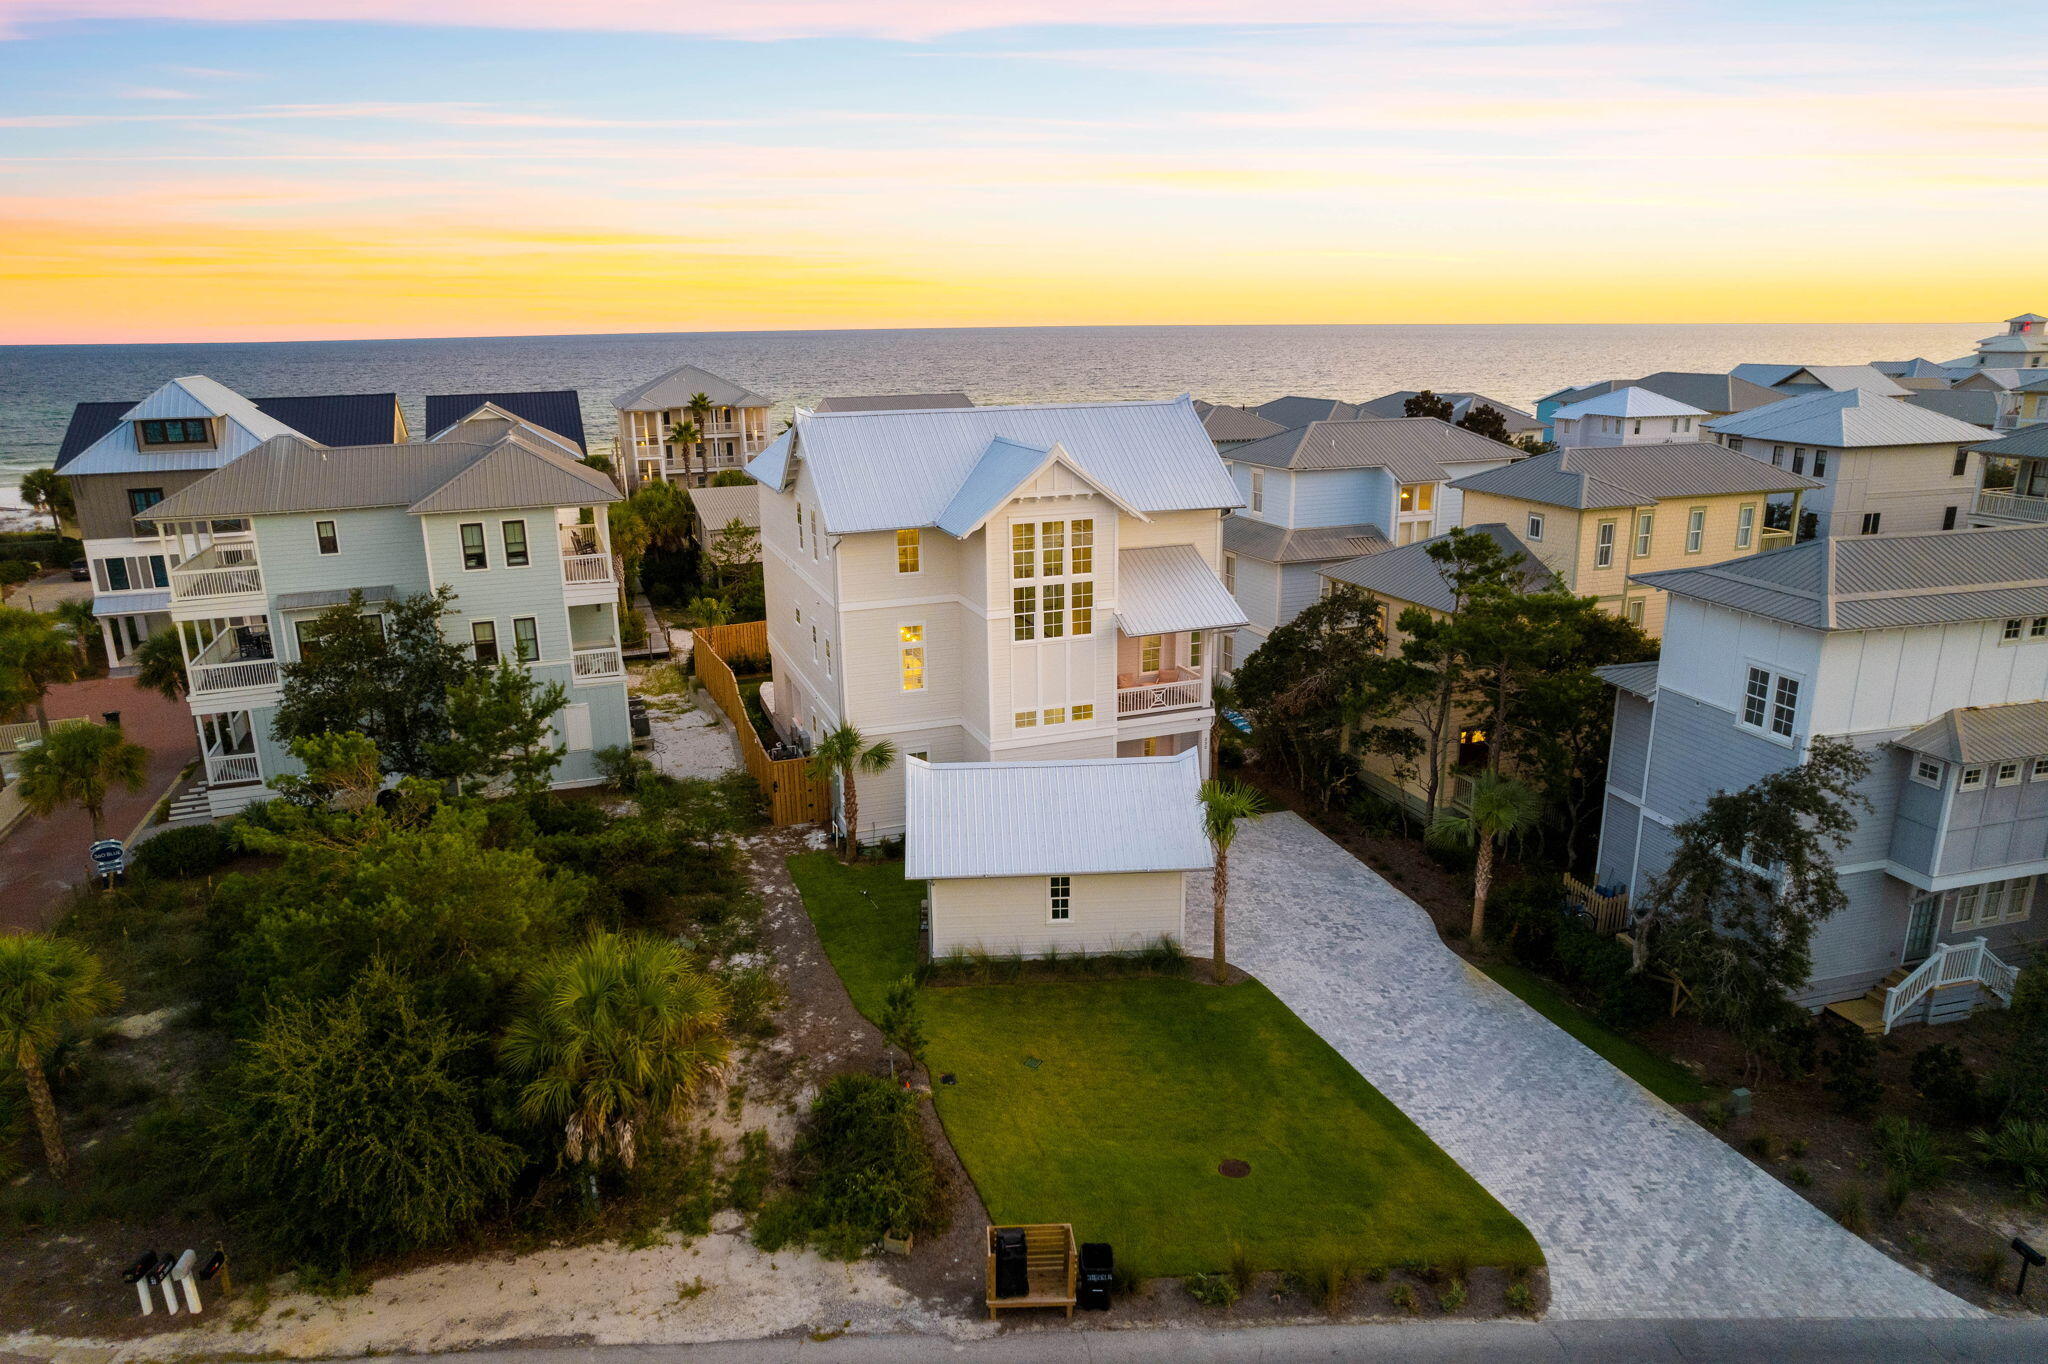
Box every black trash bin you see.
[102,710,122,729]
[1078,1241,1113,1311]
[992,1228,1029,1299]
[629,700,651,739]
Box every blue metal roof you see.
[55,402,131,470]
[55,392,401,470]
[425,390,586,453]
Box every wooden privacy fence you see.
[692,621,829,827]
[1563,873,1631,936]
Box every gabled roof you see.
[54,402,133,470]
[1895,701,2048,766]
[1225,417,1515,477]
[810,392,972,413]
[612,363,773,413]
[1902,390,1999,429]
[55,391,404,471]
[1451,442,1820,510]
[1630,371,1785,415]
[60,376,303,476]
[1730,363,1909,397]
[903,751,1211,880]
[1354,391,1543,433]
[1252,395,1365,428]
[1704,387,1990,448]
[935,437,1144,539]
[425,390,586,453]
[1538,379,1625,406]
[687,483,760,532]
[748,395,1240,536]
[1968,424,2048,460]
[1320,523,1551,613]
[1633,525,2048,631]
[1552,386,1709,421]
[408,432,619,515]
[1114,544,1248,636]
[1194,401,1287,444]
[426,400,583,457]
[1223,516,1390,564]
[1868,358,1959,379]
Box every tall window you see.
[1071,580,1093,636]
[1013,586,1036,640]
[1043,583,1066,638]
[1860,512,1882,535]
[1222,552,1236,594]
[460,522,488,570]
[1635,511,1654,557]
[1626,598,1645,627]
[1743,666,1771,729]
[513,616,539,662]
[795,500,805,550]
[1813,450,1827,477]
[1594,520,1616,569]
[899,624,924,691]
[1526,512,1545,541]
[1952,449,1970,477]
[1071,519,1093,574]
[896,528,921,574]
[1736,504,1755,549]
[315,519,339,555]
[1250,469,1264,513]
[1041,521,1065,576]
[1772,675,1799,737]
[1012,523,1035,579]
[502,519,530,567]
[1189,632,1204,670]
[1048,876,1071,921]
[1012,519,1092,638]
[1140,635,1162,672]
[471,620,499,664]
[1685,507,1706,554]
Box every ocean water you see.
[0,322,1994,509]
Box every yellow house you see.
[1449,442,1822,638]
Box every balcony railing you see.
[1116,666,1206,716]
[563,553,613,584]
[1973,489,2048,523]
[170,543,263,601]
[572,645,623,680]
[206,752,262,785]
[187,626,278,696]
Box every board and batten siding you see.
[1606,692,1652,798]
[256,509,432,663]
[1289,468,1392,530]
[1820,442,1978,539]
[928,870,1186,958]
[1813,617,2048,737]
[73,469,215,541]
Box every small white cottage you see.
[903,751,1212,958]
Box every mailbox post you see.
[2016,1238,2044,1297]
[145,1250,178,1315]
[122,1252,159,1316]
[170,1249,201,1313]
[88,839,126,889]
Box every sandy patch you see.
[639,688,742,783]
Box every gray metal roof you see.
[810,392,973,413]
[1113,544,1249,636]
[1354,392,1543,433]
[687,483,760,531]
[1319,523,1551,613]
[425,391,586,452]
[1194,401,1287,444]
[409,434,619,515]
[1634,524,2048,631]
[1595,660,1660,701]
[1969,425,2048,459]
[1451,442,1820,509]
[1630,372,1785,415]
[612,363,773,412]
[1252,395,1365,428]
[749,395,1241,536]
[62,375,302,476]
[1537,379,1625,406]
[1226,417,1515,477]
[274,586,396,612]
[1904,390,1999,429]
[902,750,1212,880]
[1223,515,1390,564]
[91,589,170,617]
[1553,386,1708,421]
[1704,386,1990,448]
[1895,701,2048,765]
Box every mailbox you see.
[122,1251,159,1316]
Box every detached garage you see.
[904,751,1212,959]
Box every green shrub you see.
[1182,1272,1238,1307]
[1821,1032,1884,1117]
[1788,1165,1813,1188]
[1874,1116,1950,1210]
[723,1129,775,1214]
[877,974,926,1061]
[1295,1256,1354,1314]
[1387,1281,1417,1313]
[1504,1281,1536,1314]
[0,560,33,585]
[751,1075,945,1259]
[129,822,238,880]
[1228,1238,1255,1294]
[719,964,784,1040]
[1438,1278,1467,1312]
[1909,1043,1986,1125]
[1835,1186,1870,1234]
[1971,1119,2048,1203]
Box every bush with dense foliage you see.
[129,822,240,881]
[1487,876,1661,1028]
[753,1074,945,1258]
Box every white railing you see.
[1882,937,2019,1032]
[189,658,280,695]
[1116,677,1205,716]
[1973,489,2048,523]
[563,553,612,583]
[206,752,262,785]
[572,645,623,680]
[170,543,263,600]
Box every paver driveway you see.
[1209,813,1977,1320]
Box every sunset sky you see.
[1,1,2042,343]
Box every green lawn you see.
[787,853,1541,1276]
[1475,960,1709,1106]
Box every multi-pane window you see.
[1250,470,1264,513]
[1635,512,1654,557]
[472,620,499,664]
[2004,618,2025,641]
[513,617,539,662]
[2032,757,2048,781]
[1048,875,1071,921]
[1771,675,1799,737]
[1626,599,1645,627]
[315,519,339,555]
[1736,505,1755,549]
[1860,512,1882,535]
[1014,709,1037,729]
[1960,765,1986,791]
[1041,522,1065,577]
[2034,617,2048,638]
[1043,583,1066,638]
[1012,523,1036,579]
[1685,507,1706,554]
[1813,450,1827,477]
[460,522,488,570]
[503,519,530,567]
[810,507,822,560]
[1141,635,1163,672]
[138,419,209,446]
[1013,586,1036,641]
[1398,483,1434,513]
[899,624,924,691]
[1071,520,1093,575]
[1912,758,1944,787]
[1742,666,1771,728]
[1044,707,1067,725]
[795,501,805,550]
[1011,519,1092,637]
[1951,876,2035,930]
[1072,580,1093,636]
[1222,553,1236,594]
[1071,703,1094,721]
[1188,632,1204,670]
[1594,520,1616,569]
[128,487,165,517]
[1996,760,2022,786]
[896,528,921,574]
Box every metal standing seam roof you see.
[810,393,973,413]
[1633,524,2048,631]
[611,364,774,413]
[1223,515,1391,564]
[1704,386,1992,448]
[425,391,586,453]
[687,483,760,531]
[1251,395,1366,428]
[1194,401,1288,444]
[934,437,1140,540]
[409,437,620,514]
[56,392,404,470]
[1552,386,1710,422]
[1904,390,1999,429]
[60,376,302,476]
[1113,544,1249,636]
[274,586,397,612]
[1537,379,1625,406]
[1629,372,1786,415]
[91,589,171,617]
[1595,660,1660,701]
[1451,442,1822,510]
[902,750,1212,880]
[1895,702,2048,765]
[1354,391,1544,432]
[1968,425,2048,459]
[1225,417,1516,477]
[748,395,1242,536]
[1320,523,1551,613]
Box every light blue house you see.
[140,411,631,815]
[1595,525,2048,1033]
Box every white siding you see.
[929,870,1185,957]
[1815,617,2048,737]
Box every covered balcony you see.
[195,710,261,787]
[567,601,624,682]
[185,621,278,698]
[1974,452,2048,524]
[1112,545,1249,721]
[558,515,617,606]
[168,541,263,615]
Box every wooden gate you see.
[691,621,829,826]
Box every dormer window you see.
[138,418,210,447]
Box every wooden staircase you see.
[1825,966,1910,1037]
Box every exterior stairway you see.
[1824,967,1909,1037]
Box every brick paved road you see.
[1204,813,1978,1320]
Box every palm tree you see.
[663,418,700,485]
[17,721,148,842]
[1198,778,1269,985]
[0,934,122,1177]
[687,392,715,482]
[1428,770,1542,940]
[17,468,71,534]
[52,599,100,669]
[0,608,79,736]
[133,628,188,703]
[806,724,897,861]
[500,932,730,1177]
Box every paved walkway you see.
[1206,813,1978,1320]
